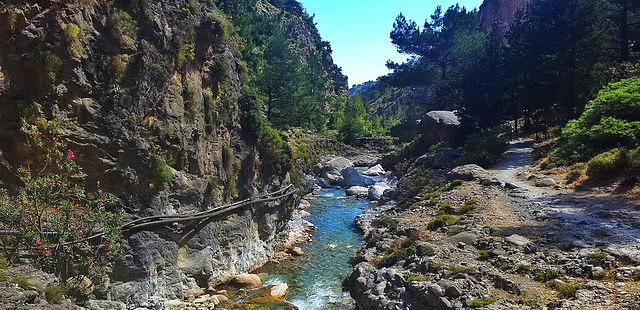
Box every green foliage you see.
[177,43,196,68]
[0,116,123,281]
[586,148,629,179]
[468,297,498,308]
[65,23,81,40]
[378,244,417,267]
[12,276,31,289]
[407,273,427,282]
[550,78,640,166]
[445,180,463,191]
[566,163,586,183]
[458,127,509,167]
[478,249,489,260]
[111,54,129,82]
[534,270,560,282]
[152,157,174,184]
[554,282,581,299]
[516,264,532,274]
[109,9,137,46]
[428,214,460,230]
[459,200,478,214]
[447,264,475,274]
[373,216,400,231]
[338,95,371,143]
[42,51,63,78]
[45,285,66,304]
[258,124,293,175]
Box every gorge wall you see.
[0,0,344,306]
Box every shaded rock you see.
[416,150,461,169]
[420,111,464,147]
[368,183,391,201]
[534,177,557,187]
[341,167,376,187]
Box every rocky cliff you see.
[0,0,343,306]
[479,0,531,32]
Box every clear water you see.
[261,187,370,310]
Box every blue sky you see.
[298,0,484,86]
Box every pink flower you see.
[105,251,113,257]
[67,149,75,160]
[35,239,42,247]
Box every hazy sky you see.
[298,0,484,86]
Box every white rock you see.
[270,283,288,298]
[363,164,385,176]
[505,234,531,247]
[346,186,369,197]
[298,199,311,209]
[368,183,391,201]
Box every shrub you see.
[551,78,640,165]
[468,297,498,308]
[534,270,559,282]
[478,249,489,260]
[110,9,137,46]
[458,127,510,167]
[459,200,478,214]
[0,116,123,281]
[407,273,427,282]
[447,226,464,236]
[566,162,586,183]
[516,264,532,274]
[111,54,129,81]
[555,282,581,299]
[378,246,416,267]
[428,215,460,230]
[445,180,463,191]
[437,202,454,214]
[177,43,196,68]
[448,264,475,274]
[373,216,400,231]
[258,124,293,176]
[45,285,66,304]
[64,23,81,40]
[152,157,174,184]
[12,276,31,289]
[586,148,629,179]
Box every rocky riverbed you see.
[347,140,640,309]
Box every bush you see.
[555,282,581,299]
[0,116,123,281]
[373,216,400,231]
[152,157,174,184]
[459,200,478,214]
[458,127,510,167]
[586,148,629,179]
[428,214,460,230]
[111,54,129,81]
[110,9,137,46]
[258,124,293,176]
[177,43,196,68]
[566,162,586,183]
[448,264,475,274]
[468,297,498,308]
[45,285,66,304]
[534,270,559,282]
[407,273,427,282]
[551,78,640,165]
[12,276,31,289]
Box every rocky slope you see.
[0,0,344,307]
[347,141,640,309]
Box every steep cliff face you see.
[479,0,531,32]
[0,0,337,306]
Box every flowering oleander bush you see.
[0,115,123,282]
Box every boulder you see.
[368,183,391,201]
[416,150,461,169]
[448,164,489,181]
[363,164,385,176]
[341,167,376,187]
[505,234,531,247]
[320,157,353,186]
[346,186,369,197]
[230,274,262,289]
[270,283,288,298]
[420,111,464,147]
[534,177,557,187]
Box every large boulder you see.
[416,150,461,169]
[346,186,369,197]
[448,164,489,181]
[368,183,391,201]
[363,164,386,176]
[420,111,464,148]
[341,167,376,187]
[229,274,262,289]
[321,157,353,186]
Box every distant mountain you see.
[479,0,531,32]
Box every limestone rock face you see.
[0,0,345,306]
[480,0,531,32]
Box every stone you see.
[419,111,464,147]
[535,177,557,187]
[341,167,376,187]
[230,274,262,289]
[504,182,518,189]
[363,164,385,176]
[214,294,229,303]
[416,150,461,169]
[85,300,128,310]
[505,234,531,246]
[322,157,353,186]
[449,164,489,181]
[270,283,288,298]
[368,183,391,201]
[346,186,369,197]
[290,247,304,256]
[592,266,605,279]
[298,199,311,209]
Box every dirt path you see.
[491,139,640,264]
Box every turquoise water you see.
[262,187,370,310]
